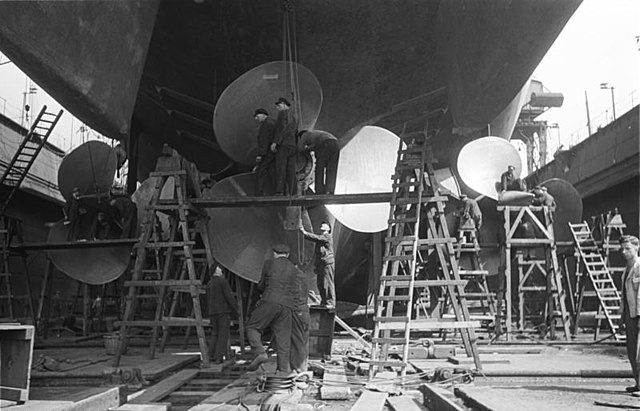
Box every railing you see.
[567,90,638,146]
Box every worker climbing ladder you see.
[370,133,481,378]
[456,227,497,327]
[115,151,211,367]
[0,217,36,326]
[0,106,63,216]
[497,205,571,341]
[570,222,623,342]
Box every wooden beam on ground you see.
[116,404,171,411]
[0,401,74,411]
[334,315,372,354]
[320,363,351,400]
[419,384,464,411]
[191,192,393,208]
[57,385,126,411]
[350,390,388,411]
[447,356,510,365]
[191,362,277,410]
[387,394,427,411]
[594,400,640,409]
[129,369,198,404]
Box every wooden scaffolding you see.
[497,205,571,341]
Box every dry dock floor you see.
[3,336,639,410]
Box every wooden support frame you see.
[497,205,571,342]
[516,254,549,331]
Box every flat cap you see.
[275,97,291,106]
[621,235,639,247]
[254,108,268,116]
[272,243,290,254]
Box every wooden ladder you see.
[0,106,63,216]
[0,217,35,326]
[570,222,623,342]
[114,166,211,367]
[370,134,481,378]
[456,227,497,326]
[160,219,215,352]
[497,205,571,341]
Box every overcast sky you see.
[0,0,638,157]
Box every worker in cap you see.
[457,194,482,244]
[531,186,556,208]
[64,186,87,241]
[300,222,335,308]
[500,165,527,192]
[206,266,238,364]
[272,97,298,195]
[620,235,640,396]
[90,211,113,240]
[253,108,277,196]
[246,242,298,375]
[109,193,138,239]
[298,130,340,195]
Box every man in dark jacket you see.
[459,194,482,230]
[531,186,556,207]
[109,194,138,239]
[253,108,277,196]
[64,187,86,240]
[206,266,239,363]
[272,97,298,195]
[300,222,335,308]
[246,243,297,374]
[500,165,526,192]
[458,194,483,244]
[290,267,310,373]
[298,130,340,195]
[90,211,113,240]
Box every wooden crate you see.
[308,306,335,357]
[0,324,35,403]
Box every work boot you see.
[625,385,639,393]
[247,353,269,371]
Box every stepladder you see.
[115,150,213,367]
[497,205,571,341]
[370,134,481,379]
[456,226,497,332]
[570,222,624,342]
[0,216,36,326]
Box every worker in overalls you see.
[253,108,277,196]
[500,165,526,192]
[109,193,138,239]
[206,266,238,364]
[458,194,482,232]
[246,243,297,375]
[290,265,310,373]
[300,222,335,308]
[297,130,340,195]
[272,97,298,196]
